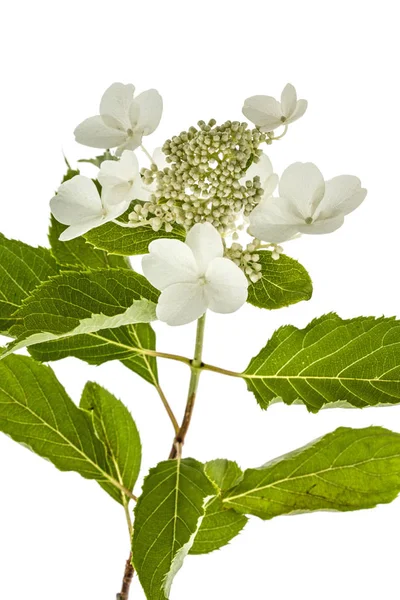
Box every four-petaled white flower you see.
[142,223,248,326]
[74,82,163,155]
[241,152,278,199]
[50,175,130,241]
[243,84,307,132]
[98,150,150,206]
[249,162,367,244]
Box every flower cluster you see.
[50,81,367,325]
[130,119,267,236]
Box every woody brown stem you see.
[117,554,135,600]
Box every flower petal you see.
[185,223,223,273]
[59,216,106,241]
[153,147,169,170]
[156,283,207,326]
[279,162,325,220]
[263,173,279,196]
[98,151,140,188]
[115,133,143,156]
[104,199,131,220]
[287,99,308,124]
[249,196,302,243]
[242,95,282,131]
[99,82,135,131]
[142,239,198,291]
[298,215,345,235]
[74,116,127,149]
[243,153,273,184]
[134,89,163,135]
[50,176,102,225]
[101,184,132,207]
[205,258,248,314]
[281,84,297,117]
[315,176,367,220]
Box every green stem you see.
[141,144,154,164]
[123,500,133,538]
[201,362,243,378]
[169,314,207,459]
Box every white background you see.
[1,1,399,599]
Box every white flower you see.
[74,82,163,155]
[152,147,169,170]
[249,162,367,244]
[50,175,130,241]
[241,152,278,198]
[142,223,248,326]
[98,150,150,205]
[243,84,307,132]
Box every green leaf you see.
[0,234,59,335]
[223,426,400,519]
[244,314,400,411]
[5,269,159,385]
[84,204,186,256]
[190,460,247,555]
[190,496,248,555]
[205,459,244,491]
[0,355,132,503]
[80,382,141,502]
[49,215,130,270]
[132,458,216,600]
[247,251,312,310]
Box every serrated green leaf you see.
[132,458,215,600]
[80,382,141,503]
[49,215,130,270]
[223,427,400,519]
[0,234,59,335]
[4,269,159,385]
[190,460,247,555]
[0,355,132,503]
[189,496,248,555]
[247,251,312,310]
[84,203,186,256]
[3,299,156,359]
[205,459,244,491]
[244,314,400,411]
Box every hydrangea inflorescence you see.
[50,80,367,320]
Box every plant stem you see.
[169,314,207,459]
[140,144,154,164]
[118,314,208,598]
[155,383,180,434]
[201,362,243,378]
[131,345,242,379]
[123,500,133,539]
[117,554,135,600]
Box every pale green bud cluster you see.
[225,239,264,283]
[132,119,266,236]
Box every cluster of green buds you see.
[225,239,284,282]
[129,119,266,236]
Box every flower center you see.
[198,275,207,286]
[127,128,134,137]
[305,217,313,224]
